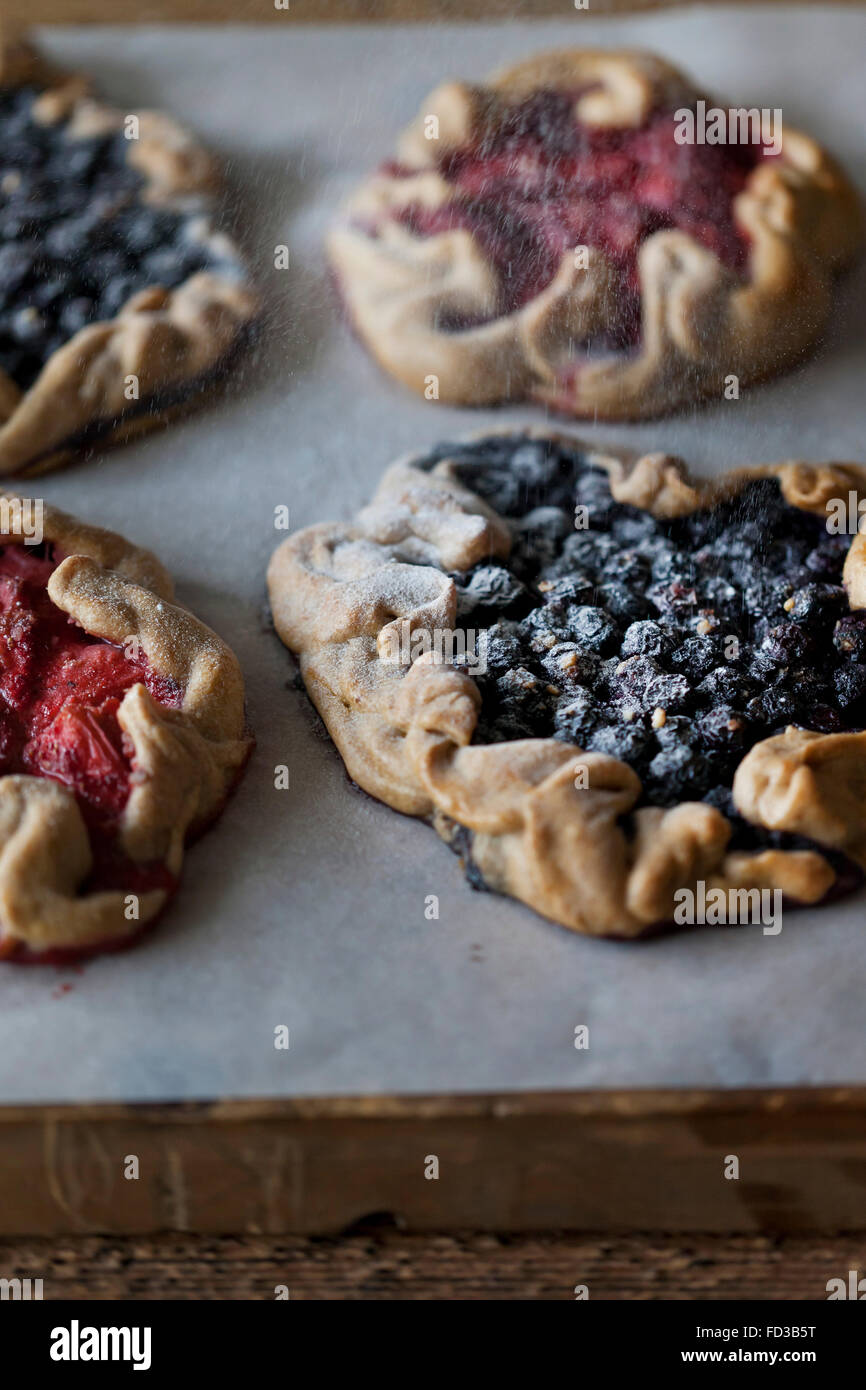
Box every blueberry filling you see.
[417,436,865,861]
[0,84,236,390]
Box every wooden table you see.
[3,1229,865,1299]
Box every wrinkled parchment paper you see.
[2,8,866,1101]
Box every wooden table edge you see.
[1,1083,866,1124]
[14,0,866,25]
[1,1086,865,1236]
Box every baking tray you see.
[2,8,866,1235]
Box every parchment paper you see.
[2,7,866,1102]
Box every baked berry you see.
[621,619,674,659]
[573,468,618,528]
[611,509,660,546]
[539,574,595,606]
[834,663,866,712]
[647,578,699,619]
[645,670,693,714]
[410,437,864,847]
[670,635,720,679]
[553,689,600,745]
[612,654,660,705]
[586,722,651,766]
[553,529,619,580]
[696,705,749,756]
[541,643,601,690]
[492,666,556,740]
[566,605,620,654]
[654,714,697,749]
[645,744,712,805]
[833,614,866,663]
[0,85,239,390]
[750,684,804,727]
[649,548,695,583]
[480,621,523,672]
[596,579,651,624]
[454,564,527,618]
[760,622,815,665]
[697,665,755,707]
[787,583,848,624]
[809,704,845,733]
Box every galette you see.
[0,496,251,961]
[0,32,258,476]
[329,48,862,420]
[268,430,866,938]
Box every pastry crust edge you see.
[0,495,251,956]
[268,427,866,938]
[329,47,864,421]
[0,34,259,477]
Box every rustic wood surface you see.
[2,1229,865,1299]
[9,0,858,24]
[4,1090,866,1237]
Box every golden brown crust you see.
[0,35,259,477]
[268,430,866,938]
[733,728,866,870]
[330,48,863,420]
[0,497,251,955]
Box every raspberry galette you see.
[329,49,862,420]
[268,430,866,939]
[0,33,258,477]
[0,497,251,961]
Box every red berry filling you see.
[0,543,183,959]
[388,90,766,341]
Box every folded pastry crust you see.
[329,49,863,420]
[268,430,866,937]
[0,496,251,956]
[0,34,258,477]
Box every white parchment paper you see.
[2,8,865,1102]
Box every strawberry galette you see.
[0,499,251,961]
[329,49,862,419]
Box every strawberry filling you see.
[387,90,766,342]
[0,543,183,960]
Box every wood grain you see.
[3,1089,866,1237]
[2,1229,865,1299]
[6,0,854,24]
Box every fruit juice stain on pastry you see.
[0,541,181,944]
[332,50,862,419]
[0,497,251,964]
[391,92,761,338]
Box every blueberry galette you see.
[0,497,251,961]
[0,34,257,476]
[329,49,862,420]
[268,430,866,938]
